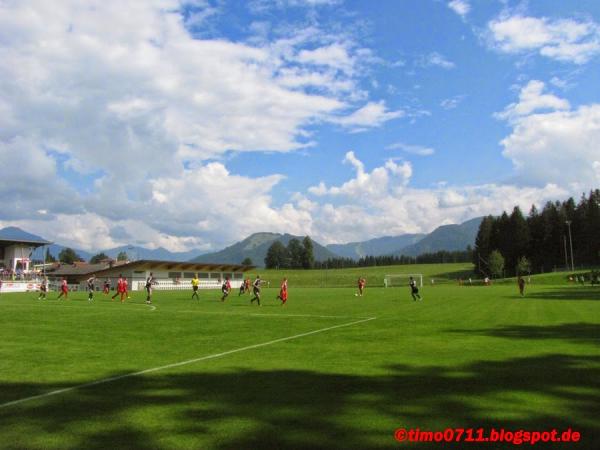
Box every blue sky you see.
[1,0,599,252]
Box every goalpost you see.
[384,274,423,288]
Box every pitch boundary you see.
[0,316,376,409]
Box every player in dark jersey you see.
[250,275,261,306]
[409,276,422,301]
[517,276,526,297]
[145,272,156,304]
[38,276,48,300]
[221,277,231,302]
[87,275,96,302]
[103,278,110,295]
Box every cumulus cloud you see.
[488,14,600,64]
[304,152,569,243]
[0,0,415,251]
[495,80,570,121]
[497,80,600,188]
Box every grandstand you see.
[88,260,255,291]
[0,235,50,276]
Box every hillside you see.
[397,217,483,256]
[327,233,425,260]
[102,245,201,262]
[190,232,339,266]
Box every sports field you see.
[0,271,598,449]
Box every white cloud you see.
[448,0,470,18]
[498,80,600,188]
[496,80,570,121]
[309,151,411,198]
[440,95,465,110]
[0,0,414,252]
[386,142,435,156]
[304,152,569,244]
[488,14,600,64]
[330,101,404,132]
[421,52,456,69]
[296,43,355,75]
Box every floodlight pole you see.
[565,221,575,272]
[563,235,568,271]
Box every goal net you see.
[384,274,423,288]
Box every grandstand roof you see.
[0,237,51,248]
[92,260,256,276]
[0,227,51,247]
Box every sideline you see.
[0,317,376,409]
[177,310,374,320]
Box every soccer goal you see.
[384,274,423,288]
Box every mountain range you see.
[1,216,483,267]
[326,233,425,260]
[393,217,483,257]
[190,232,338,265]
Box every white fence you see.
[1,279,247,293]
[0,281,40,293]
[133,279,244,291]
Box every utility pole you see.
[565,221,575,271]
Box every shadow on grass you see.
[522,287,600,301]
[448,323,599,345]
[0,354,598,449]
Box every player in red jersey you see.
[356,277,366,297]
[121,277,131,301]
[121,277,129,302]
[57,277,69,300]
[276,277,288,305]
[221,277,231,302]
[103,278,110,295]
[112,274,123,301]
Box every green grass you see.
[0,280,599,449]
[260,262,474,287]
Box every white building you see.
[0,234,51,275]
[60,260,256,291]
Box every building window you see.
[198,273,209,279]
[210,272,221,279]
[168,271,182,279]
[233,272,244,279]
[183,272,196,279]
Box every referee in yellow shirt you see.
[191,274,200,300]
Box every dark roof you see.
[92,259,256,276]
[0,237,52,247]
[47,263,109,276]
[0,227,52,246]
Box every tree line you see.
[264,237,315,269]
[312,249,473,269]
[474,189,600,277]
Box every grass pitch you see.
[0,280,598,449]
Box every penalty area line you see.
[0,316,376,409]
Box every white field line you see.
[177,310,372,320]
[0,301,156,312]
[0,317,376,409]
